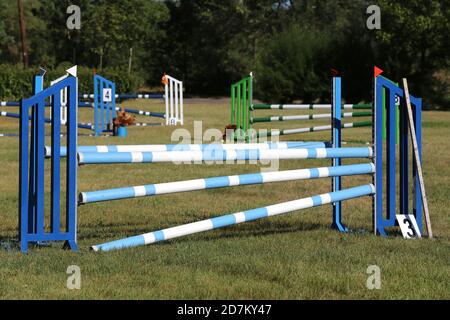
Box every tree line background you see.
[0,0,448,109]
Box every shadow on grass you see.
[80,219,327,244]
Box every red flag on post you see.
[374,66,383,78]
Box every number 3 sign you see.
[396,215,422,239]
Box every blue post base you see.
[117,126,127,137]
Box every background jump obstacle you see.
[0,68,184,137]
[230,74,371,141]
[230,73,399,142]
[18,73,425,252]
[86,73,183,136]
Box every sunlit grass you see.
[0,100,448,299]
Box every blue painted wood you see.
[94,75,116,136]
[332,77,346,231]
[400,98,409,215]
[99,77,104,135]
[94,76,99,136]
[19,95,30,252]
[412,96,423,233]
[387,86,397,226]
[31,74,44,238]
[36,99,45,237]
[19,76,78,252]
[375,77,385,236]
[66,80,78,250]
[51,90,61,234]
[374,75,423,236]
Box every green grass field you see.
[0,99,449,299]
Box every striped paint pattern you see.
[78,102,94,108]
[79,163,375,204]
[252,104,372,110]
[80,93,164,99]
[3,101,94,108]
[77,147,373,164]
[131,123,163,127]
[113,107,166,119]
[258,121,373,137]
[91,184,375,251]
[2,111,96,131]
[251,112,372,123]
[0,133,19,137]
[1,102,20,107]
[1,111,20,118]
[45,141,329,157]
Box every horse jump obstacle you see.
[0,68,98,134]
[0,67,111,133]
[230,73,373,141]
[17,72,424,252]
[82,73,183,136]
[230,73,399,142]
[0,67,183,137]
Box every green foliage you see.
[255,27,330,103]
[0,65,144,100]
[375,0,450,109]
[0,1,13,58]
[0,65,36,100]
[0,0,448,108]
[1,102,450,299]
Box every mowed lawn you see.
[0,98,449,299]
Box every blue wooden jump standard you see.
[19,74,78,252]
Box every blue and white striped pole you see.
[131,122,163,127]
[258,122,372,137]
[1,101,22,107]
[91,184,375,252]
[251,104,371,110]
[1,111,94,130]
[80,93,164,99]
[77,102,166,118]
[250,112,372,123]
[1,111,21,119]
[0,133,19,137]
[79,163,375,204]
[77,147,373,165]
[44,141,329,157]
[3,101,94,108]
[113,107,165,119]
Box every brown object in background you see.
[114,108,135,127]
[222,124,237,141]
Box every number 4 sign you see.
[396,215,422,239]
[103,88,112,102]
